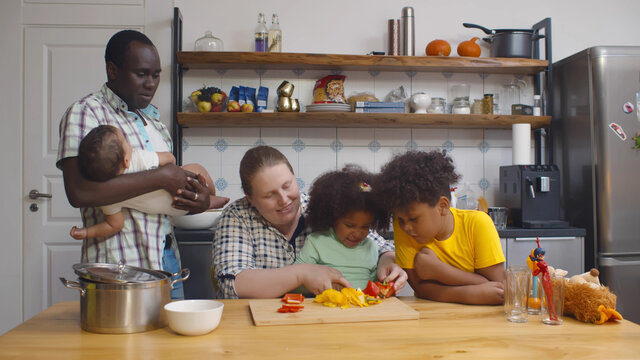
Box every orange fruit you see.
[457,37,481,57]
[426,39,451,56]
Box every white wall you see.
[175,0,639,62]
[0,0,23,335]
[173,0,640,206]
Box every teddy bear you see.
[560,268,622,324]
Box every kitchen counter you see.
[1,298,638,359]
[498,226,586,238]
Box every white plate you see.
[306,103,352,112]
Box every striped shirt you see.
[57,84,173,269]
[212,193,395,298]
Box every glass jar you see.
[194,31,223,51]
[452,98,470,114]
[427,97,445,114]
[483,94,494,114]
[471,99,483,114]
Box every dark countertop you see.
[497,227,586,238]
[174,228,214,242]
[173,227,587,242]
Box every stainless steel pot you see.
[463,23,544,58]
[60,262,189,334]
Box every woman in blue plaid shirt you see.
[212,146,407,299]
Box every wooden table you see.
[1,298,639,359]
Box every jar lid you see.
[72,262,170,284]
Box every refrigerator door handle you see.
[599,257,640,266]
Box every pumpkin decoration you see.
[426,39,451,56]
[457,37,481,57]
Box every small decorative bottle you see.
[268,13,282,52]
[254,13,268,52]
[533,94,542,116]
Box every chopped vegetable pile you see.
[277,293,305,313]
[363,280,395,299]
[314,287,382,309]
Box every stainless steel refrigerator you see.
[552,46,640,324]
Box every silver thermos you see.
[401,7,415,56]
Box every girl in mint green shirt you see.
[295,165,395,290]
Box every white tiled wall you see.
[182,69,534,206]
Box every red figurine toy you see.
[528,237,558,321]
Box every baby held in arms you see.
[70,125,228,240]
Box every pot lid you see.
[492,29,535,33]
[73,262,169,284]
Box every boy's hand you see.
[472,281,504,305]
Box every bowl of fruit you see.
[190,86,227,112]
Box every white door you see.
[22,27,139,320]
[20,1,172,321]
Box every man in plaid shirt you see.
[57,30,210,298]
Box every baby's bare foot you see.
[210,195,230,209]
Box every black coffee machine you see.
[499,165,568,228]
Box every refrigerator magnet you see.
[636,92,640,122]
[632,133,640,149]
[609,122,627,141]
[623,102,634,114]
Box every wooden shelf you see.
[177,112,551,129]
[177,52,549,75]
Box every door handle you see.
[29,189,52,199]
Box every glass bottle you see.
[482,94,494,114]
[194,31,223,51]
[268,13,282,52]
[254,13,268,52]
[533,94,542,116]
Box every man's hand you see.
[156,163,191,196]
[172,173,211,214]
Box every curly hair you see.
[376,150,460,212]
[78,125,125,182]
[305,165,390,233]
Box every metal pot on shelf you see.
[463,23,544,58]
[60,262,189,334]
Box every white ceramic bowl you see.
[170,209,222,230]
[164,300,224,336]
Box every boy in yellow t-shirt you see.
[377,150,505,305]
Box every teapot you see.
[409,93,432,114]
[501,79,526,115]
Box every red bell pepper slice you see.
[281,293,305,304]
[376,280,395,298]
[277,303,304,313]
[363,280,380,298]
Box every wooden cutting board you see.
[249,297,419,326]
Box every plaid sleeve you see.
[369,229,395,256]
[57,98,102,168]
[212,202,256,299]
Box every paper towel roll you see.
[512,123,532,165]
